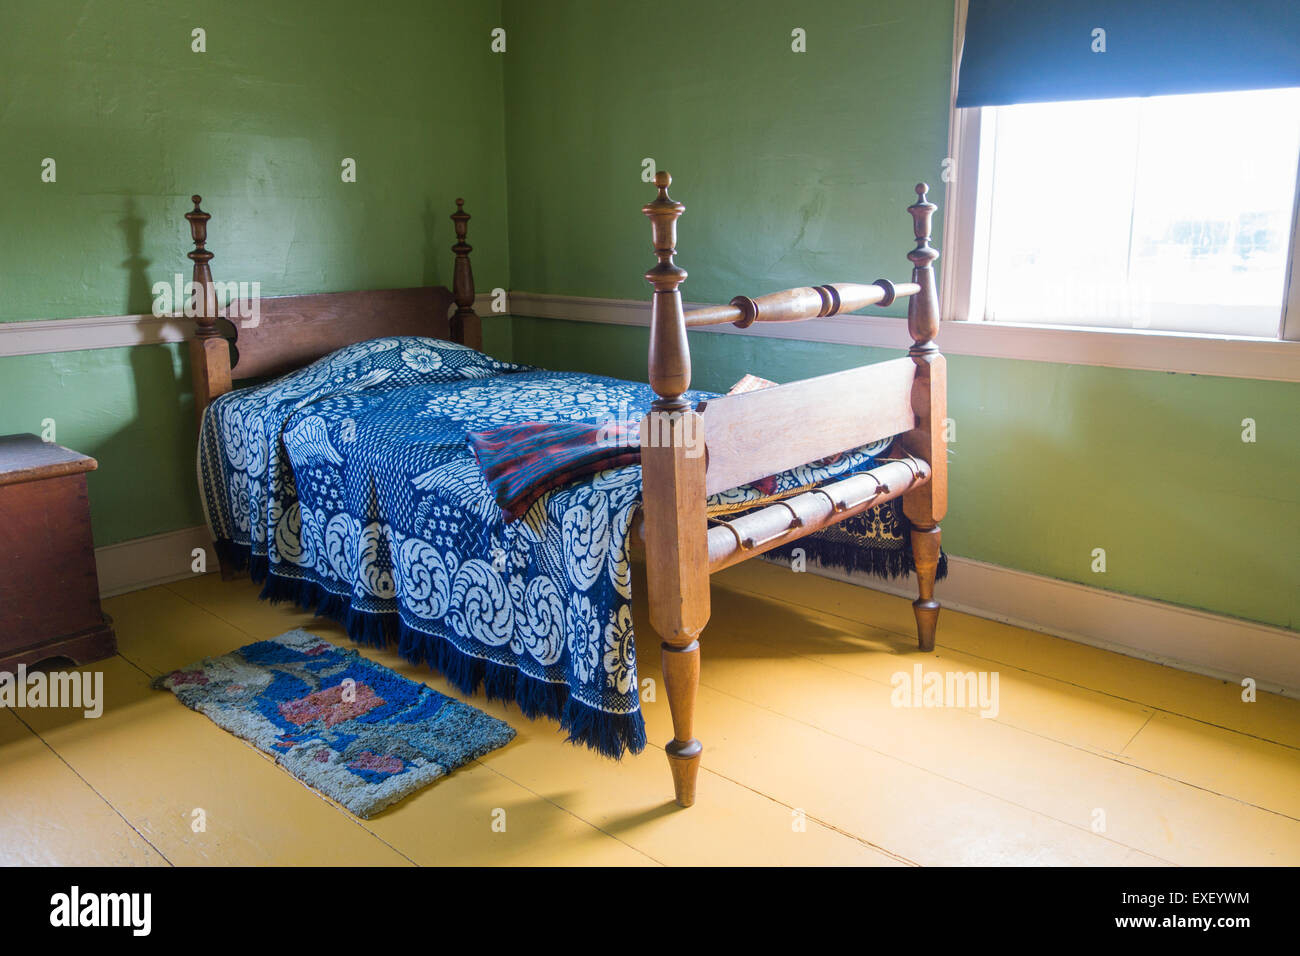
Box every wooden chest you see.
[0,434,117,670]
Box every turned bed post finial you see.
[185,195,219,333]
[906,182,940,353]
[450,198,482,350]
[184,193,233,426]
[643,171,691,410]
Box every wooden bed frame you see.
[183,177,945,809]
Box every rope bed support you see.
[706,456,930,573]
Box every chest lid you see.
[0,434,98,487]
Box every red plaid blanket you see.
[468,419,860,523]
[467,421,641,521]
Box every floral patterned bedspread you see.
[199,337,890,757]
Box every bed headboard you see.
[183,195,482,420]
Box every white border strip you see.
[507,292,1300,382]
[808,555,1300,699]
[7,293,1295,380]
[96,525,215,598]
[101,525,1299,696]
[0,313,190,356]
[0,294,496,359]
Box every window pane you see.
[982,88,1300,337]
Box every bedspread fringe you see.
[213,539,647,760]
[766,534,949,581]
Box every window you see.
[963,87,1300,338]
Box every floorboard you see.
[1,564,1294,866]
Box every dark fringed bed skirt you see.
[213,539,647,760]
[759,496,949,581]
[213,495,942,761]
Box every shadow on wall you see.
[422,198,448,289]
[76,197,201,547]
[120,198,153,315]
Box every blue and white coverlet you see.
[199,337,893,757]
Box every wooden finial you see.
[906,182,939,351]
[643,171,690,408]
[908,183,936,247]
[183,194,232,423]
[185,195,209,248]
[184,195,218,334]
[451,197,470,247]
[644,171,685,286]
[450,199,481,349]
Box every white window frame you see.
[937,0,1300,381]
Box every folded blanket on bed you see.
[468,421,641,521]
[467,419,861,520]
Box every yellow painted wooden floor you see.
[3,561,1299,866]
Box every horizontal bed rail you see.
[707,455,930,572]
[684,280,920,328]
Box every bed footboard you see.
[640,173,946,807]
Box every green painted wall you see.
[0,0,511,545]
[2,0,1295,630]
[0,346,201,544]
[501,0,1299,630]
[502,0,950,305]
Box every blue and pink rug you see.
[153,629,515,818]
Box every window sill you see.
[923,318,1300,382]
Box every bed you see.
[184,176,946,808]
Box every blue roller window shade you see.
[956,1,1300,108]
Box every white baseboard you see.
[95,525,215,598]
[96,525,1300,696]
[805,555,1300,699]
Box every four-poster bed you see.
[183,175,946,808]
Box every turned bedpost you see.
[640,171,709,807]
[900,183,947,652]
[450,199,482,350]
[185,195,232,424]
[905,183,941,353]
[644,172,692,408]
